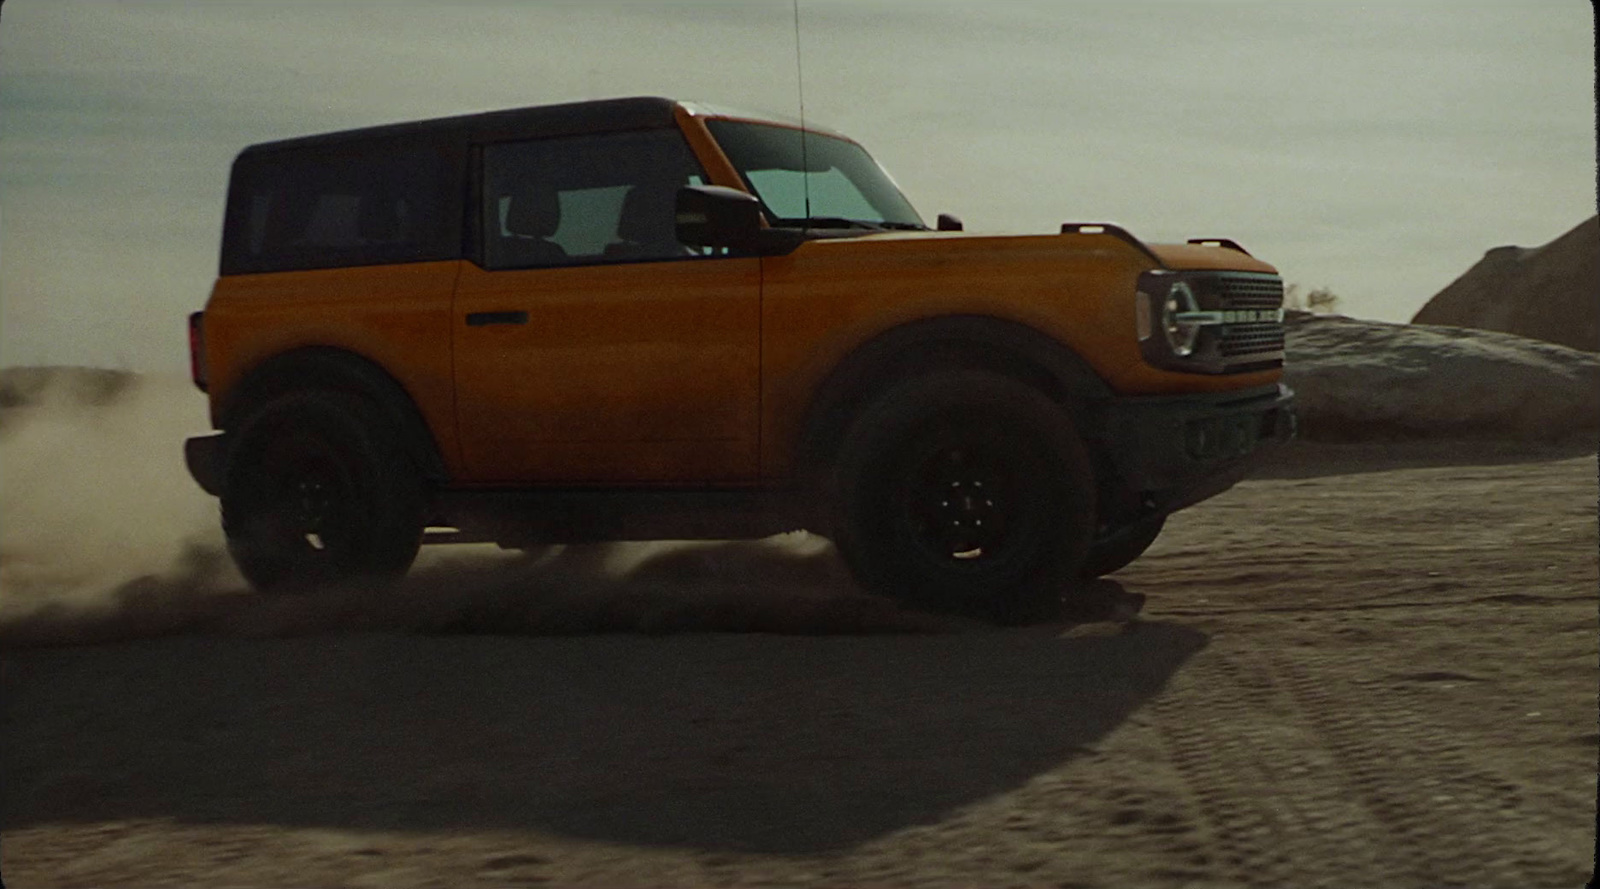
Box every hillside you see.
[1411,216,1599,352]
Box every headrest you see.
[615,183,682,244]
[504,187,561,238]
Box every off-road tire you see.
[830,370,1097,624]
[220,390,426,593]
[1083,516,1166,578]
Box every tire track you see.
[1156,641,1587,887]
[1149,649,1409,887]
[1258,648,1586,887]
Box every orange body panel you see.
[1145,243,1277,272]
[452,258,762,484]
[673,105,752,192]
[757,231,1281,477]
[203,260,465,474]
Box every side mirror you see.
[676,185,763,250]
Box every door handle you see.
[465,311,529,326]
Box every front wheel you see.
[1082,516,1166,578]
[830,371,1098,624]
[220,391,426,593]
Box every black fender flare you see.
[795,314,1113,476]
[216,347,449,483]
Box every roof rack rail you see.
[1186,237,1252,256]
[1060,222,1162,264]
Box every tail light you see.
[188,311,208,392]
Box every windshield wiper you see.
[774,217,931,232]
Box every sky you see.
[1,0,1594,373]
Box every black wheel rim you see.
[907,443,1013,560]
[888,423,1050,576]
[242,426,361,572]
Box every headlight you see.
[1136,269,1283,374]
[1163,281,1204,357]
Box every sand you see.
[1,369,1595,887]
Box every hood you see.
[1147,242,1278,274]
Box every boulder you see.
[1284,312,1600,443]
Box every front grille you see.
[1221,323,1286,357]
[1213,273,1285,365]
[1216,274,1285,309]
[1138,268,1289,374]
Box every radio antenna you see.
[792,0,811,226]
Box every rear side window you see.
[221,142,462,275]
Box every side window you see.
[224,144,455,274]
[480,129,710,269]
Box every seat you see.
[501,187,569,265]
[605,182,689,260]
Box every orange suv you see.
[185,96,1294,622]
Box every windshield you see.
[706,120,926,230]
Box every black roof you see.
[238,96,682,157]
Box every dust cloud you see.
[0,372,969,648]
[0,372,230,622]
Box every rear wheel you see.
[831,371,1097,624]
[221,391,426,592]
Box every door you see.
[453,127,761,484]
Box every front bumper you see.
[1095,382,1295,506]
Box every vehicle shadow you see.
[3,542,1206,855]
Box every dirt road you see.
[2,445,1595,887]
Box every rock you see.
[1284,312,1600,442]
[1411,217,1598,352]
